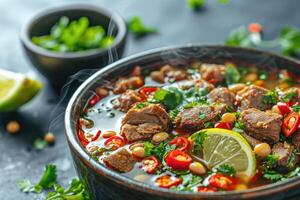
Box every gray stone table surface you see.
[1,0,300,199]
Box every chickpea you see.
[129,142,144,150]
[189,162,206,175]
[228,83,246,94]
[44,132,55,144]
[221,113,236,123]
[271,105,281,114]
[235,184,248,191]
[152,132,169,143]
[244,73,258,82]
[131,146,145,158]
[6,121,20,134]
[102,130,116,138]
[254,143,271,158]
[150,71,165,83]
[95,87,108,97]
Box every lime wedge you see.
[0,69,43,112]
[190,128,256,177]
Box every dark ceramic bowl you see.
[20,4,127,89]
[65,45,300,200]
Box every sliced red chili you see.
[90,130,101,142]
[209,174,238,191]
[104,136,125,149]
[88,95,101,107]
[139,87,159,96]
[165,150,192,170]
[282,112,300,137]
[141,156,160,174]
[198,186,217,192]
[169,137,191,152]
[155,175,182,188]
[250,169,262,184]
[214,122,232,130]
[78,129,88,143]
[277,102,291,115]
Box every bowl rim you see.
[20,3,127,59]
[65,44,300,199]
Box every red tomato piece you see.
[277,102,291,115]
[88,95,101,107]
[141,156,160,174]
[198,186,217,192]
[90,130,101,142]
[165,150,192,170]
[169,137,191,152]
[248,23,262,33]
[282,112,300,137]
[155,175,182,188]
[209,174,238,191]
[139,87,159,96]
[104,136,125,149]
[214,122,232,130]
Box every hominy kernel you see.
[44,132,56,144]
[6,121,20,134]
[221,113,236,123]
[254,143,271,158]
[189,162,206,175]
[152,132,169,143]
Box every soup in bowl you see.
[65,45,300,200]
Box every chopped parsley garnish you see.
[281,92,297,102]
[263,91,278,104]
[169,109,180,119]
[128,16,157,38]
[225,65,241,85]
[232,121,245,133]
[144,141,176,161]
[135,102,149,109]
[171,174,202,191]
[198,113,206,120]
[292,105,300,113]
[214,164,236,176]
[190,130,207,154]
[204,121,214,128]
[153,87,183,110]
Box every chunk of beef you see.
[241,133,262,148]
[113,76,144,94]
[103,148,136,172]
[174,104,226,133]
[238,85,272,111]
[283,87,300,103]
[194,79,215,91]
[121,104,172,142]
[240,108,282,143]
[207,87,235,107]
[150,65,187,83]
[272,142,298,169]
[114,90,143,112]
[121,123,162,142]
[200,64,226,84]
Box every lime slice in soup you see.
[190,128,256,177]
[0,69,42,112]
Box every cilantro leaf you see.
[153,87,183,110]
[46,179,90,200]
[18,180,35,193]
[225,65,241,85]
[38,164,57,189]
[225,26,253,47]
[171,174,202,191]
[281,92,297,103]
[143,141,176,161]
[34,138,48,150]
[190,130,207,154]
[263,91,278,104]
[278,26,300,56]
[198,113,206,120]
[128,16,157,38]
[215,164,236,176]
[263,170,284,181]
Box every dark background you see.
[1,0,300,199]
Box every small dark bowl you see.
[20,4,127,89]
[65,45,300,200]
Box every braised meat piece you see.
[238,85,273,111]
[121,104,172,142]
[241,133,262,148]
[272,142,298,169]
[174,104,226,133]
[207,87,235,107]
[103,148,136,172]
[292,130,300,150]
[121,123,162,142]
[150,64,187,83]
[200,64,226,84]
[240,108,282,143]
[283,87,300,103]
[113,76,144,94]
[114,90,143,112]
[194,79,215,91]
